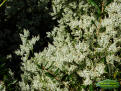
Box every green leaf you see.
[46,61,54,70]
[44,61,49,67]
[103,0,114,11]
[7,80,17,87]
[81,85,87,89]
[87,0,101,15]
[89,84,93,91]
[105,0,113,6]
[45,72,55,80]
[100,57,106,63]
[54,68,60,75]
[37,64,43,69]
[0,63,5,68]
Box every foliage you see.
[0,56,18,91]
[0,0,55,90]
[87,0,113,18]
[0,0,55,55]
[15,0,121,91]
[0,0,121,91]
[15,29,40,91]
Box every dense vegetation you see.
[0,0,121,91]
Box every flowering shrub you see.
[16,0,121,90]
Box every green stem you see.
[108,63,111,78]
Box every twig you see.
[41,65,69,89]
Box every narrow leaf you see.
[45,72,55,79]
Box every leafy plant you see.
[87,0,113,19]
[0,56,18,91]
[14,0,121,90]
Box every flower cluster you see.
[16,0,121,90]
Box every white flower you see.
[83,78,92,85]
[98,34,110,48]
[95,63,105,75]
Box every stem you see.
[108,63,111,78]
[41,65,69,89]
